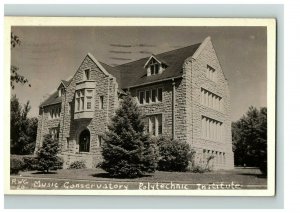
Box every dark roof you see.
[40,43,200,107]
[40,91,62,107]
[115,43,200,88]
[40,79,71,107]
[61,80,71,87]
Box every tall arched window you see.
[79,129,90,152]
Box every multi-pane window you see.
[138,88,162,105]
[49,127,59,140]
[201,88,223,111]
[49,106,61,119]
[201,116,223,142]
[75,89,94,112]
[99,96,104,109]
[86,90,93,110]
[146,114,163,136]
[149,59,160,75]
[206,65,216,81]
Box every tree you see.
[11,32,30,89]
[101,94,157,178]
[232,106,267,175]
[35,134,63,173]
[10,95,38,155]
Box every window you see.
[151,89,157,102]
[201,88,223,111]
[49,106,61,119]
[75,89,94,112]
[201,116,223,142]
[58,88,62,97]
[157,88,163,102]
[79,129,90,152]
[149,59,160,75]
[66,137,70,149]
[138,88,162,105]
[206,65,216,81]
[147,114,162,136]
[145,90,150,104]
[68,102,72,114]
[86,90,93,110]
[139,91,145,104]
[84,69,90,80]
[97,135,103,147]
[49,128,59,140]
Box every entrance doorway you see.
[79,129,90,152]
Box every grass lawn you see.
[17,167,266,186]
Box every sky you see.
[11,26,267,122]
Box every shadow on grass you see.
[91,172,152,180]
[238,173,267,178]
[31,171,58,175]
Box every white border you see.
[4,17,276,196]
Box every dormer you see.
[144,55,167,76]
[57,81,67,97]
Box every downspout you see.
[106,78,111,126]
[191,59,194,144]
[61,89,67,152]
[172,78,176,140]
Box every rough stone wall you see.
[36,55,118,168]
[183,39,234,170]
[59,55,119,168]
[35,104,61,152]
[129,79,186,140]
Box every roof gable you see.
[115,43,201,88]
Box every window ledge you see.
[74,111,94,119]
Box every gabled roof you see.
[143,55,168,68]
[115,43,201,88]
[40,43,201,108]
[40,91,62,108]
[40,79,71,107]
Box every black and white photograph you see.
[5,17,276,196]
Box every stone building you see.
[35,37,234,170]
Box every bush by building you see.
[157,137,195,172]
[68,161,87,169]
[10,155,25,175]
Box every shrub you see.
[157,137,195,172]
[68,160,86,169]
[23,156,38,171]
[101,94,157,178]
[10,156,25,175]
[192,155,215,173]
[35,134,63,173]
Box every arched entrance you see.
[79,129,90,152]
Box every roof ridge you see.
[114,42,201,68]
